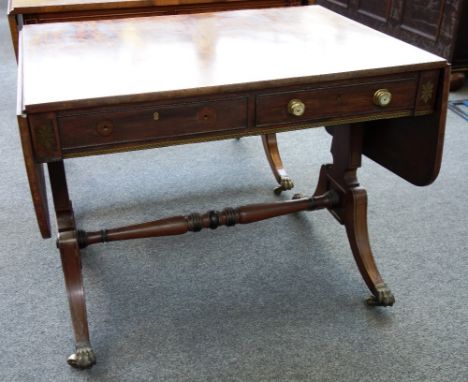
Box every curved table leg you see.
[317,125,394,306]
[343,188,395,306]
[59,231,97,368]
[48,161,96,368]
[262,134,294,195]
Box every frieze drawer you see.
[58,97,248,150]
[255,78,419,127]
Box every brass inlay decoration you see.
[288,99,306,116]
[373,89,392,107]
[64,110,419,159]
[420,81,434,104]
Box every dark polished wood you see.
[18,9,445,112]
[58,97,249,149]
[10,0,300,16]
[78,190,338,247]
[255,75,419,127]
[48,161,96,368]
[316,125,395,306]
[262,134,294,195]
[8,0,301,57]
[363,66,450,186]
[17,115,51,238]
[15,6,449,368]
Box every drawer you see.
[58,97,248,150]
[255,78,418,127]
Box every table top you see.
[18,5,445,113]
[8,0,246,13]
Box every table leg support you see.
[343,188,395,306]
[48,161,96,368]
[58,231,96,369]
[262,134,294,195]
[317,125,395,307]
[78,190,338,247]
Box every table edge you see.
[8,0,254,15]
[19,61,447,115]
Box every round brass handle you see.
[288,99,306,117]
[373,89,392,107]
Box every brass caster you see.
[366,283,395,307]
[67,346,96,369]
[273,176,294,195]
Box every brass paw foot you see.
[67,346,96,369]
[366,283,395,307]
[274,176,294,195]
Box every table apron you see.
[27,70,441,162]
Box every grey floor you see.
[1,1,468,381]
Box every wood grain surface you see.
[10,0,252,13]
[19,5,445,112]
[10,0,300,17]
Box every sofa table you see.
[16,5,449,368]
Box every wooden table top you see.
[8,0,247,13]
[19,5,445,113]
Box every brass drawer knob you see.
[288,99,306,117]
[373,89,392,107]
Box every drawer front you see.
[255,79,418,127]
[59,97,248,150]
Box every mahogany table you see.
[16,5,449,369]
